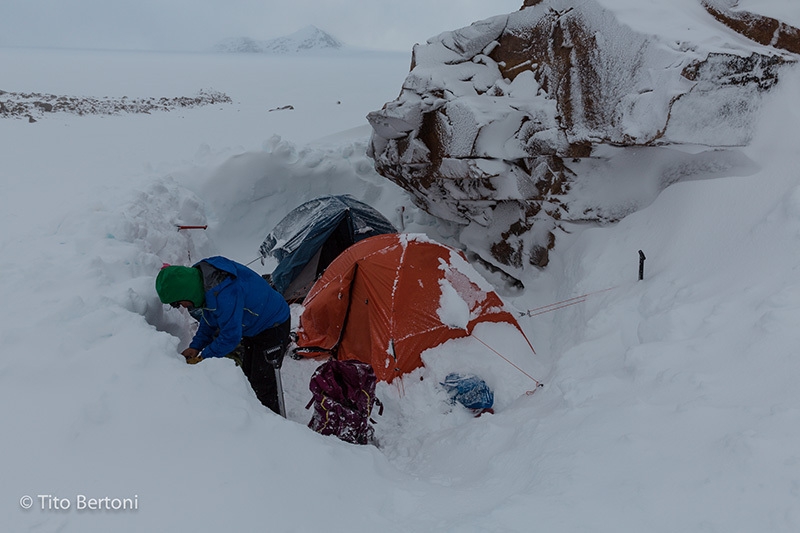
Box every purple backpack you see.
[305,359,383,445]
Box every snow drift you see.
[4,3,800,531]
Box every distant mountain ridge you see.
[213,25,343,54]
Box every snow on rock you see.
[701,0,800,54]
[367,0,800,282]
[0,89,231,122]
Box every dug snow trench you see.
[136,114,769,482]
[133,134,549,476]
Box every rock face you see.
[367,0,798,281]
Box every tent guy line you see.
[471,334,543,394]
[518,286,618,318]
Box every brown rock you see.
[702,0,800,54]
[367,0,798,281]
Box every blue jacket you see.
[189,256,290,359]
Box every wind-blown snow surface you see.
[3,16,800,533]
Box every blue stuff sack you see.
[440,373,494,411]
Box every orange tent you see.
[295,233,530,382]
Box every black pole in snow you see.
[638,250,646,281]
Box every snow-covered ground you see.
[3,7,800,532]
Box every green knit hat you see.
[155,266,205,307]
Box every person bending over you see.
[155,256,290,415]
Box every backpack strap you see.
[294,345,336,357]
[372,397,384,418]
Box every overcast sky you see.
[0,0,524,52]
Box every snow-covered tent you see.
[259,195,397,302]
[295,233,533,382]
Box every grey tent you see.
[259,195,397,303]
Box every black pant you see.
[240,318,291,415]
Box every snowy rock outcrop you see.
[0,89,231,122]
[367,0,799,280]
